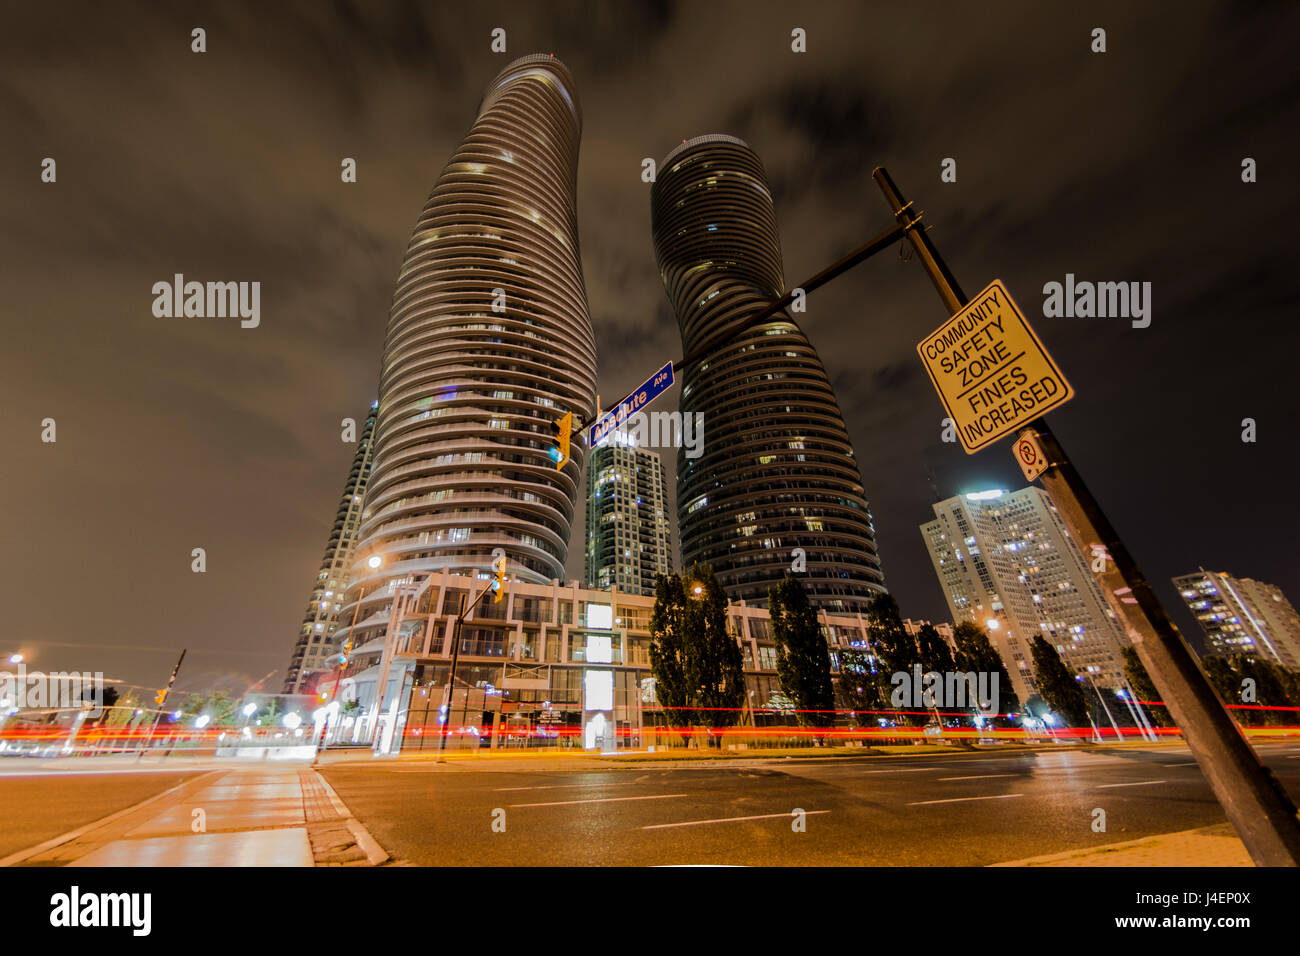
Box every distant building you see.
[584,430,673,596]
[650,133,885,612]
[1172,570,1300,670]
[283,404,377,694]
[920,487,1130,703]
[903,619,955,647]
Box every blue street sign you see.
[589,362,674,446]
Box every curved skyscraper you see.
[337,55,597,652]
[651,134,885,613]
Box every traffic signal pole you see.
[138,648,186,759]
[873,166,1300,865]
[435,574,503,763]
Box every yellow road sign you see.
[917,279,1074,453]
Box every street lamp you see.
[6,653,22,665]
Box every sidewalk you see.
[2,765,389,867]
[989,823,1253,867]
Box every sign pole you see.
[873,166,1300,865]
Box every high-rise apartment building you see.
[283,404,378,694]
[650,134,885,613]
[1173,570,1300,669]
[335,55,598,661]
[585,430,672,595]
[920,487,1130,703]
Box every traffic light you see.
[548,412,572,470]
[491,553,507,603]
[154,689,167,706]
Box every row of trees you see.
[647,567,1034,737]
[828,591,1023,730]
[650,564,1300,739]
[647,563,746,742]
[1124,645,1300,729]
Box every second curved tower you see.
[651,134,885,612]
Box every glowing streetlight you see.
[7,654,22,665]
[243,702,256,718]
[194,714,210,729]
[366,554,383,570]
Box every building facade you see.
[283,404,378,694]
[328,570,931,753]
[584,430,673,596]
[334,55,599,665]
[649,134,885,613]
[1173,570,1300,670]
[920,487,1131,701]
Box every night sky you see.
[3,1,1297,697]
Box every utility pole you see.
[436,576,503,763]
[873,166,1300,865]
[138,648,186,760]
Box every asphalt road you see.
[322,742,1300,865]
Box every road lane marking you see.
[508,793,688,808]
[908,793,1023,806]
[857,767,941,775]
[642,810,831,830]
[937,773,1014,781]
[1096,779,1165,789]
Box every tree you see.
[1121,646,1173,727]
[952,620,1019,719]
[101,693,140,728]
[686,563,746,743]
[649,573,693,732]
[182,690,237,726]
[257,698,283,728]
[836,646,889,725]
[915,624,955,675]
[768,576,835,729]
[1278,666,1300,710]
[1028,636,1089,728]
[1229,654,1291,727]
[1200,654,1240,708]
[866,594,925,726]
